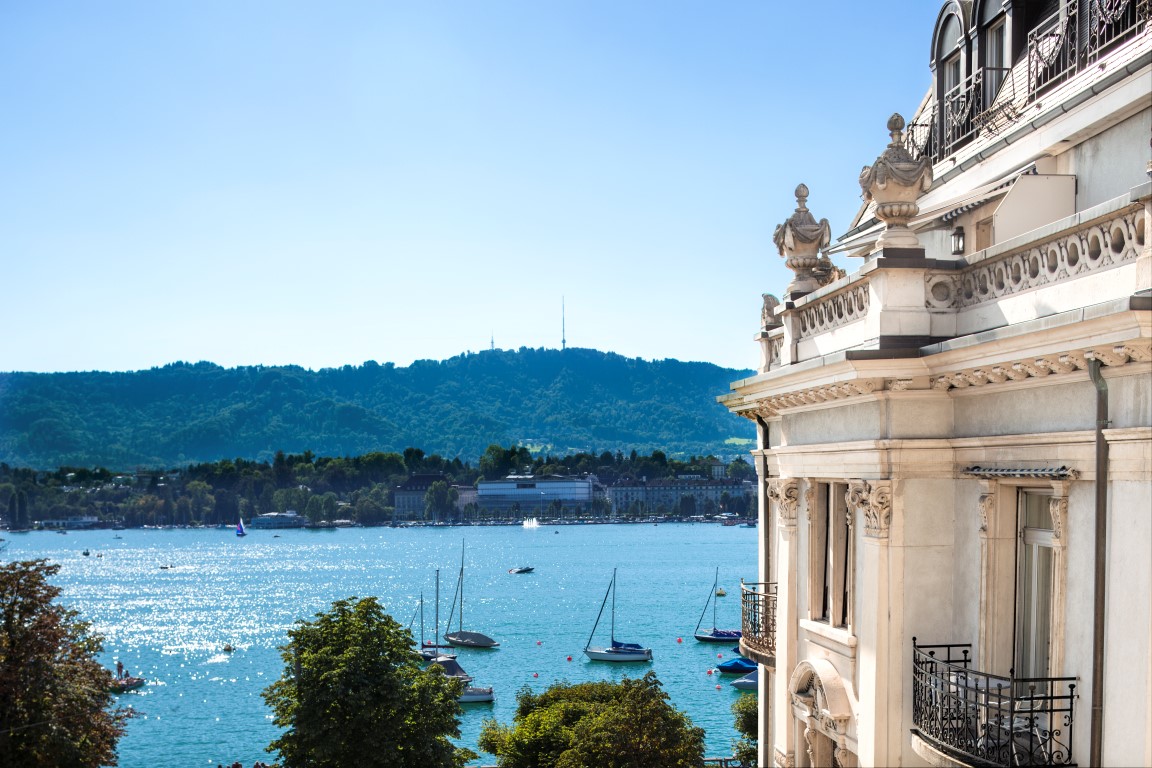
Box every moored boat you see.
[583,568,652,662]
[731,668,758,691]
[694,567,741,642]
[444,542,499,649]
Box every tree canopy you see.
[262,596,473,768]
[0,559,133,767]
[478,672,705,768]
[0,348,753,468]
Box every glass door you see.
[1016,490,1055,680]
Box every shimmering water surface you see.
[5,523,756,766]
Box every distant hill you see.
[0,348,755,469]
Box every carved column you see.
[768,479,802,768]
[859,114,933,254]
[977,481,1001,670]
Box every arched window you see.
[980,1,1008,102]
[933,8,975,156]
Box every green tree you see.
[478,672,705,768]
[424,481,459,522]
[0,560,134,767]
[262,596,473,768]
[731,693,757,765]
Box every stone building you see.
[721,2,1150,767]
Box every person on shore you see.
[116,661,123,679]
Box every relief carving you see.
[978,493,996,535]
[769,479,801,529]
[845,480,892,539]
[1049,497,1068,543]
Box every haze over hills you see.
[0,347,755,470]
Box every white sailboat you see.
[583,568,652,662]
[694,567,742,642]
[444,542,499,649]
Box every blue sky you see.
[1,1,941,373]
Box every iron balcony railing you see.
[912,640,1078,767]
[740,581,777,663]
[912,0,1147,164]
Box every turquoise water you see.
[4,523,756,766]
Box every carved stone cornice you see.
[930,341,1151,392]
[846,479,892,539]
[728,339,1150,423]
[773,748,795,768]
[768,479,801,529]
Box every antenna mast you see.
[562,297,566,351]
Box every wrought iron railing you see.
[1029,0,1149,99]
[912,640,1078,766]
[740,581,777,662]
[942,71,984,156]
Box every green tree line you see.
[0,446,755,529]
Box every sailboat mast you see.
[434,570,440,647]
[420,591,425,648]
[611,567,616,644]
[458,541,465,632]
[712,567,719,629]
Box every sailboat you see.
[444,542,499,648]
[583,568,652,662]
[235,518,247,537]
[694,567,741,642]
[421,570,455,659]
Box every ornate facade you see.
[723,2,1150,766]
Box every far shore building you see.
[606,476,754,516]
[721,2,1150,767]
[475,474,602,517]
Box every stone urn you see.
[773,184,832,297]
[859,113,933,251]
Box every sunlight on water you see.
[7,524,757,766]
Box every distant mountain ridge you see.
[0,348,755,469]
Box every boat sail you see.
[235,518,247,537]
[444,543,499,649]
[583,568,652,662]
[694,567,741,642]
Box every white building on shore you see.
[722,2,1150,767]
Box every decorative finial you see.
[859,113,933,252]
[773,184,834,297]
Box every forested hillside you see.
[0,348,754,469]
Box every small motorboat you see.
[82,549,90,556]
[110,676,146,693]
[459,685,495,703]
[731,668,758,691]
[222,644,234,653]
[427,655,494,703]
[508,566,534,574]
[717,657,757,675]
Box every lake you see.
[4,522,757,766]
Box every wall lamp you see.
[951,226,966,255]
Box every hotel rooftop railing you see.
[739,581,777,666]
[912,640,1078,767]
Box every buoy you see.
[717,653,723,658]
[715,684,722,690]
[533,672,539,678]
[706,669,713,676]
[536,641,542,645]
[677,637,683,643]
[566,656,572,662]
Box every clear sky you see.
[1,1,941,374]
